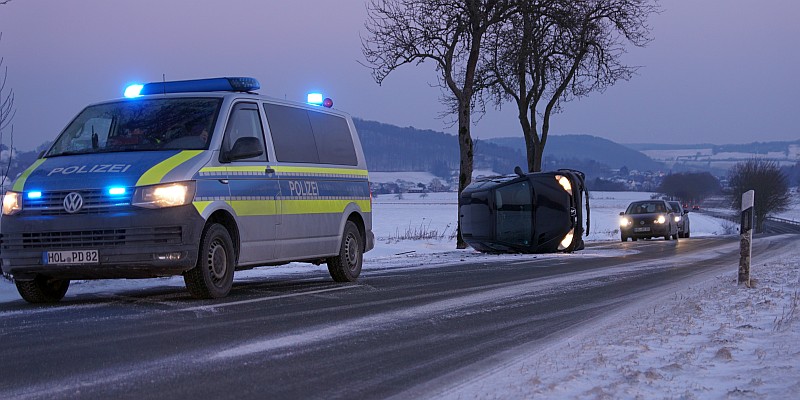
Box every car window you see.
[47,98,221,156]
[495,181,532,245]
[263,103,320,163]
[627,201,667,214]
[221,102,267,162]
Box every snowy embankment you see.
[440,238,800,399]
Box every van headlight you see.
[132,181,196,209]
[620,217,632,226]
[674,215,681,222]
[655,215,666,224]
[557,228,575,251]
[554,175,572,195]
[2,191,22,215]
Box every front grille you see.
[22,189,133,215]
[1,226,182,250]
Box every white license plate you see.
[633,227,651,233]
[43,250,99,265]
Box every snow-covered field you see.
[1,191,798,398]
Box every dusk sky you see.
[0,0,798,151]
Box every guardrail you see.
[766,216,800,227]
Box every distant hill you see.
[487,135,665,172]
[353,119,526,177]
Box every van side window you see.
[307,111,357,166]
[222,102,267,162]
[263,103,320,163]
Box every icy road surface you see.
[1,235,792,399]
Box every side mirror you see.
[684,210,689,214]
[225,137,263,161]
[619,211,625,216]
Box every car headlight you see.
[558,228,575,251]
[554,175,572,195]
[132,181,196,209]
[620,217,631,226]
[655,215,666,224]
[2,191,22,215]
[674,216,681,222]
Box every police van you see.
[1,77,374,303]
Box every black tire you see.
[184,223,235,299]
[632,237,638,241]
[327,221,363,282]
[15,275,69,304]
[621,235,627,242]
[685,231,690,238]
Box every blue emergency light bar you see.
[124,77,260,97]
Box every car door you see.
[220,101,280,264]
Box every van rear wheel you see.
[15,275,70,303]
[327,221,363,282]
[184,223,235,299]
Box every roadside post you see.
[739,190,754,286]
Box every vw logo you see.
[63,192,84,213]
[640,220,645,225]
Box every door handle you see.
[265,167,276,174]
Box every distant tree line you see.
[658,172,721,204]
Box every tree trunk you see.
[456,101,474,249]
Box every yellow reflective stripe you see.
[199,166,228,173]
[224,166,268,172]
[272,166,368,176]
[136,150,203,186]
[227,200,279,216]
[12,159,46,192]
[193,201,212,215]
[281,199,371,215]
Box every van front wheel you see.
[15,275,69,303]
[327,221,363,282]
[184,223,235,299]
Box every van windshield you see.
[46,98,222,157]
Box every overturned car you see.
[458,168,589,253]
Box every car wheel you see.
[327,221,363,282]
[685,231,690,238]
[621,235,627,242]
[632,237,638,241]
[184,223,235,299]
[15,275,70,303]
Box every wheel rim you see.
[343,232,360,272]
[206,238,228,286]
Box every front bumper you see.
[621,223,670,238]
[1,205,205,280]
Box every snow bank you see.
[440,238,800,399]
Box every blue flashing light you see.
[307,93,324,105]
[27,191,42,199]
[124,84,144,98]
[108,187,127,195]
[127,77,260,96]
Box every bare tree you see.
[0,32,16,192]
[362,0,513,248]
[658,172,721,204]
[482,0,657,172]
[729,159,791,232]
